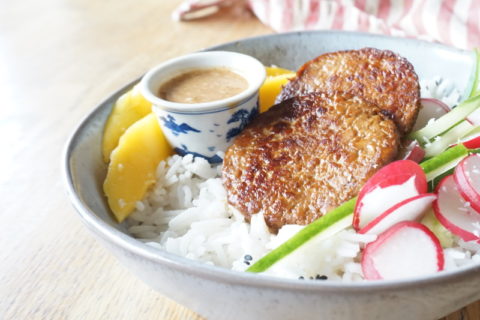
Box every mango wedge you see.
[265,66,295,77]
[102,85,152,162]
[103,113,172,222]
[259,71,295,113]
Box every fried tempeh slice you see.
[223,92,401,232]
[277,48,421,134]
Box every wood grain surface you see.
[0,0,478,319]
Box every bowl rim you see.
[64,30,480,293]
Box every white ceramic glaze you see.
[64,31,480,320]
[140,51,266,162]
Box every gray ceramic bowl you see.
[64,31,480,320]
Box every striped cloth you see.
[173,0,480,49]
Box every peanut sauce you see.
[158,67,248,104]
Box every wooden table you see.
[0,0,478,319]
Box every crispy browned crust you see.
[277,48,421,134]
[223,92,400,232]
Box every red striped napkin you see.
[173,0,480,49]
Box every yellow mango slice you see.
[259,72,295,113]
[103,113,172,222]
[265,66,295,77]
[102,85,152,163]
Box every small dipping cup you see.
[140,51,266,163]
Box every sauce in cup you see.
[140,51,266,163]
[158,67,248,104]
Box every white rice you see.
[420,77,461,107]
[126,154,373,280]
[126,78,479,281]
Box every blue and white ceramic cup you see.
[140,51,266,163]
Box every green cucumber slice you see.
[470,48,480,98]
[410,95,480,142]
[421,210,456,248]
[420,144,469,181]
[428,167,454,192]
[247,198,356,273]
[423,120,473,157]
[462,124,480,138]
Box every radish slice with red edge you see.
[359,193,436,235]
[362,221,444,280]
[354,176,419,230]
[454,154,480,213]
[399,140,425,163]
[353,160,428,230]
[433,175,480,242]
[457,132,480,149]
[412,98,450,132]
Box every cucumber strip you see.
[466,108,480,126]
[423,120,474,157]
[469,48,480,98]
[462,124,480,138]
[421,211,456,248]
[420,144,469,181]
[409,95,480,141]
[247,144,470,274]
[247,198,356,273]
[428,167,454,192]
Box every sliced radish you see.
[399,140,425,163]
[412,98,450,132]
[453,127,480,149]
[354,177,419,230]
[362,221,444,280]
[358,160,428,194]
[353,160,427,230]
[454,154,480,213]
[433,175,480,242]
[460,132,480,149]
[359,194,436,235]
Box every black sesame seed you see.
[298,276,304,280]
[244,261,250,265]
[315,275,328,280]
[244,254,253,261]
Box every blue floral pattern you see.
[161,115,200,136]
[225,107,258,142]
[175,144,223,163]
